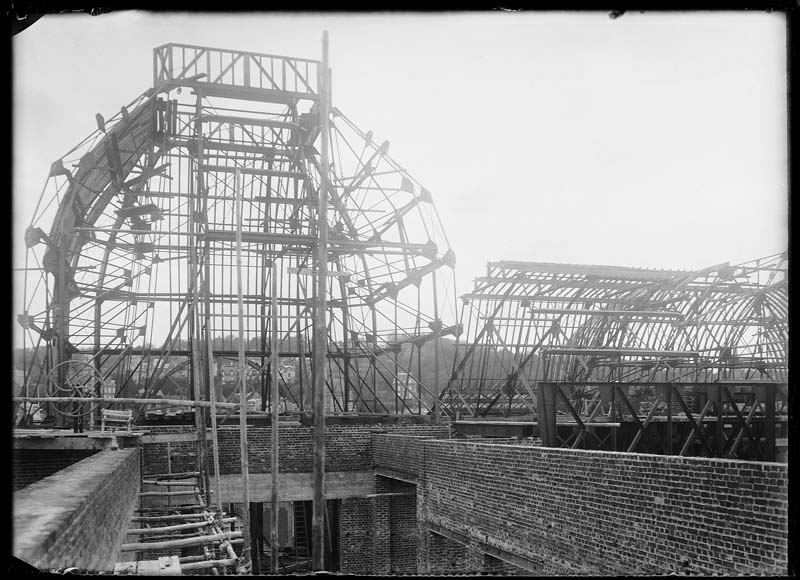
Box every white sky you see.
[13,11,788,334]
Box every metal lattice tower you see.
[18,43,458,424]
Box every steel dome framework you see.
[17,43,458,425]
[445,254,788,460]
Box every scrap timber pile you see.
[16,43,458,427]
[444,254,788,460]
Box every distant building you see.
[280,362,295,382]
[102,378,117,399]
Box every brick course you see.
[13,449,98,491]
[213,423,450,474]
[411,439,788,576]
[13,449,140,572]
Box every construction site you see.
[12,37,789,576]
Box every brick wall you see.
[13,449,98,491]
[369,431,451,475]
[139,425,197,476]
[338,476,420,575]
[418,529,467,575]
[339,497,373,574]
[214,423,451,475]
[14,449,140,572]
[388,493,417,573]
[414,439,788,576]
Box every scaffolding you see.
[15,39,458,574]
[444,254,788,460]
[17,42,458,428]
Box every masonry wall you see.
[139,425,197,476]
[212,423,451,474]
[387,490,418,573]
[414,439,788,576]
[418,529,467,575]
[338,476,420,575]
[13,449,98,491]
[14,449,140,572]
[139,423,451,477]
[339,497,373,575]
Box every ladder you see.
[293,501,310,557]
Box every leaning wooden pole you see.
[311,30,330,572]
[270,262,280,572]
[205,303,222,510]
[234,168,252,571]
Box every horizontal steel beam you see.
[489,261,688,280]
[541,348,700,358]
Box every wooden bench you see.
[101,408,133,432]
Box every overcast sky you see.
[13,11,788,329]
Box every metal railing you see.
[153,43,320,100]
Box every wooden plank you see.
[140,490,198,497]
[180,558,237,571]
[112,561,138,575]
[136,561,160,575]
[158,556,182,575]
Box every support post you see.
[205,315,221,510]
[764,384,776,462]
[270,262,280,572]
[250,502,262,574]
[311,30,330,572]
[235,168,252,570]
[537,382,557,447]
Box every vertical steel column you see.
[537,383,557,447]
[665,385,673,455]
[764,384,776,462]
[235,168,252,570]
[270,262,280,572]
[311,30,330,572]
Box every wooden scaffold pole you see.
[311,29,331,572]
[235,168,252,572]
[270,261,280,572]
[205,285,222,510]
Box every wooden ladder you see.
[293,501,310,557]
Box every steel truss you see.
[18,43,457,426]
[444,255,787,460]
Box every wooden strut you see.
[139,490,198,497]
[125,517,237,535]
[13,396,242,408]
[181,558,238,571]
[131,513,215,522]
[119,530,242,552]
[141,480,198,486]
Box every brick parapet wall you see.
[213,423,450,474]
[13,449,98,491]
[139,423,451,476]
[371,432,450,476]
[414,439,788,576]
[14,449,141,572]
[139,425,197,476]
